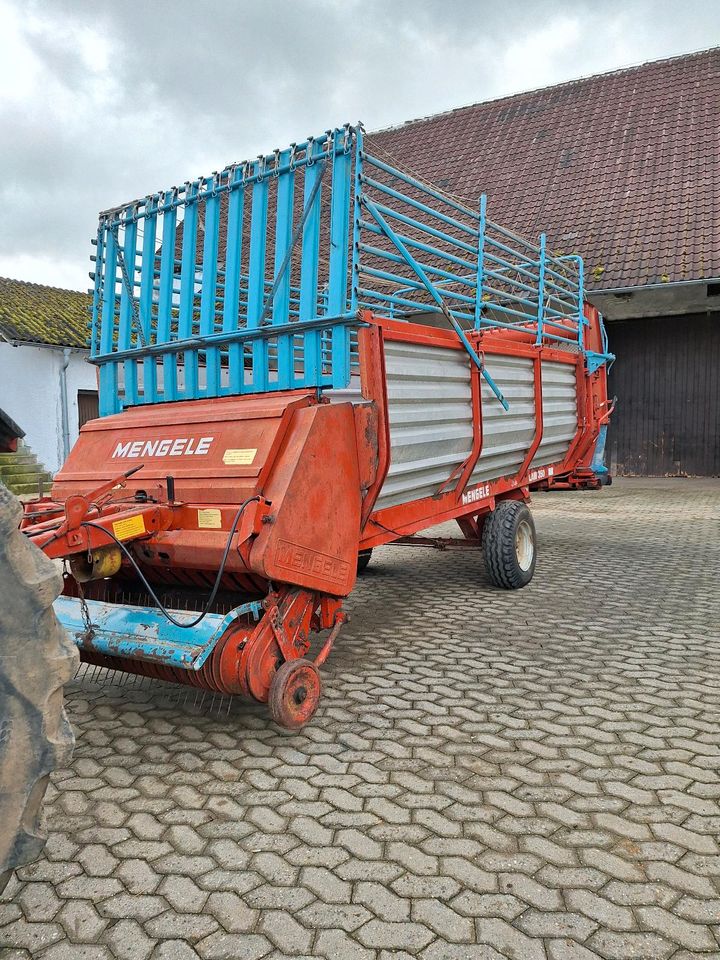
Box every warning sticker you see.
[198,508,222,529]
[112,514,146,541]
[223,448,257,465]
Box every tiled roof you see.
[0,277,90,348]
[369,47,720,291]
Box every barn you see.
[0,278,96,492]
[372,47,720,476]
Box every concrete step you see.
[0,462,42,478]
[5,483,49,497]
[1,472,53,496]
[0,454,39,468]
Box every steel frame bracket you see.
[585,351,613,374]
[360,194,509,411]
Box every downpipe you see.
[59,347,71,462]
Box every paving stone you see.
[144,910,218,942]
[354,881,410,922]
[297,901,372,932]
[516,910,598,942]
[152,940,201,959]
[115,859,162,894]
[450,892,527,921]
[4,480,720,960]
[315,929,375,960]
[499,873,563,910]
[412,898,474,942]
[356,918,435,951]
[205,891,259,933]
[157,875,209,913]
[77,846,119,877]
[56,875,123,900]
[40,946,114,960]
[195,931,271,959]
[587,930,676,959]
[99,894,168,921]
[636,906,717,951]
[299,866,351,903]
[57,900,108,942]
[0,918,64,953]
[421,943,508,960]
[474,917,548,960]
[102,918,156,960]
[546,940,603,960]
[244,884,315,911]
[16,882,62,922]
[260,909,313,954]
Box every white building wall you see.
[0,342,97,474]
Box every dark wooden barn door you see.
[607,313,720,476]
[77,390,99,429]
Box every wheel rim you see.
[269,659,321,729]
[515,519,534,572]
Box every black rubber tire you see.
[0,484,79,890]
[357,549,373,574]
[482,500,537,589]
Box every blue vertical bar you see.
[246,161,269,391]
[223,167,245,394]
[328,129,353,389]
[273,150,295,389]
[139,197,158,403]
[298,139,324,386]
[178,181,199,398]
[117,218,138,406]
[576,256,585,354]
[536,232,546,347]
[157,191,177,402]
[350,126,363,319]
[474,193,487,330]
[89,225,105,357]
[99,225,119,415]
[200,179,220,396]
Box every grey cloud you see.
[1,0,719,289]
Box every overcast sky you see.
[1,0,718,291]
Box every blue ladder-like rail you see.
[88,123,612,416]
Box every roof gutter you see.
[0,332,88,352]
[589,277,720,296]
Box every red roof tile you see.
[368,47,720,290]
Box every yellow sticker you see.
[112,514,146,541]
[223,448,257,465]
[197,508,222,529]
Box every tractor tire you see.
[482,500,537,590]
[357,549,373,574]
[0,485,78,895]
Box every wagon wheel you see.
[482,500,537,589]
[268,658,322,730]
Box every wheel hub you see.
[515,519,534,572]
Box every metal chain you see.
[76,579,95,642]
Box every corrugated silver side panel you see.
[532,360,578,467]
[327,375,363,404]
[470,354,536,483]
[374,341,473,511]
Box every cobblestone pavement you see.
[2,478,719,960]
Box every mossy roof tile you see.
[0,277,90,348]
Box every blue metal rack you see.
[89,124,611,416]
